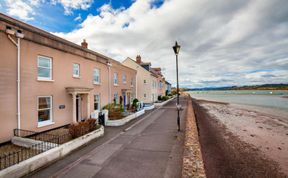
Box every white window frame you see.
[37,56,52,81]
[93,68,100,84]
[73,63,80,78]
[114,93,118,103]
[131,77,134,87]
[37,96,54,127]
[114,73,118,85]
[123,74,127,84]
[94,94,101,111]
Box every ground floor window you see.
[38,96,52,124]
[94,94,100,111]
[114,93,118,103]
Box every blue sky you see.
[0,0,287,88]
[0,0,137,32]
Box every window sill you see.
[114,84,119,86]
[93,82,101,85]
[37,121,55,128]
[73,76,80,79]
[37,79,54,82]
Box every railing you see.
[0,129,66,170]
[0,125,95,171]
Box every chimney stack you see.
[81,39,88,49]
[136,55,142,64]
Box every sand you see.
[197,99,288,175]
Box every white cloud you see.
[3,0,42,21]
[53,0,288,87]
[74,13,82,22]
[52,0,93,15]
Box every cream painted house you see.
[122,57,158,103]
[122,56,167,103]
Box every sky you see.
[0,0,288,88]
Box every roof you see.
[123,57,158,78]
[165,81,171,85]
[140,62,151,66]
[0,13,131,69]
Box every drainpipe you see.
[6,28,24,130]
[135,72,138,98]
[17,37,21,130]
[107,62,112,103]
[135,66,139,99]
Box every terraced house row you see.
[0,13,172,143]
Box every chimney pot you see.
[136,55,142,64]
[81,39,88,49]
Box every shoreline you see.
[193,98,288,177]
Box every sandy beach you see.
[193,98,288,178]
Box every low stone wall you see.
[105,109,145,126]
[182,95,206,178]
[0,126,104,178]
[154,96,175,107]
[144,104,155,111]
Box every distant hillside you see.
[187,84,288,91]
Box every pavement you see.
[26,96,188,178]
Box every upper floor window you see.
[144,79,147,84]
[114,73,118,85]
[38,56,52,80]
[73,63,80,77]
[123,74,127,84]
[131,77,134,87]
[93,68,100,84]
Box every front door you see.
[76,95,82,122]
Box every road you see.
[26,97,188,178]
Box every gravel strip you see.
[182,95,206,178]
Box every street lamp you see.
[173,41,181,131]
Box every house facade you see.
[122,57,159,103]
[165,81,172,95]
[122,56,167,103]
[0,13,136,143]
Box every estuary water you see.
[189,90,288,111]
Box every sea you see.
[189,90,288,111]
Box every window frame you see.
[114,93,118,103]
[114,73,118,85]
[37,56,52,81]
[73,63,80,78]
[37,96,54,127]
[131,77,134,87]
[94,94,101,111]
[93,68,101,84]
[123,74,127,84]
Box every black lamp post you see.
[173,41,181,131]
